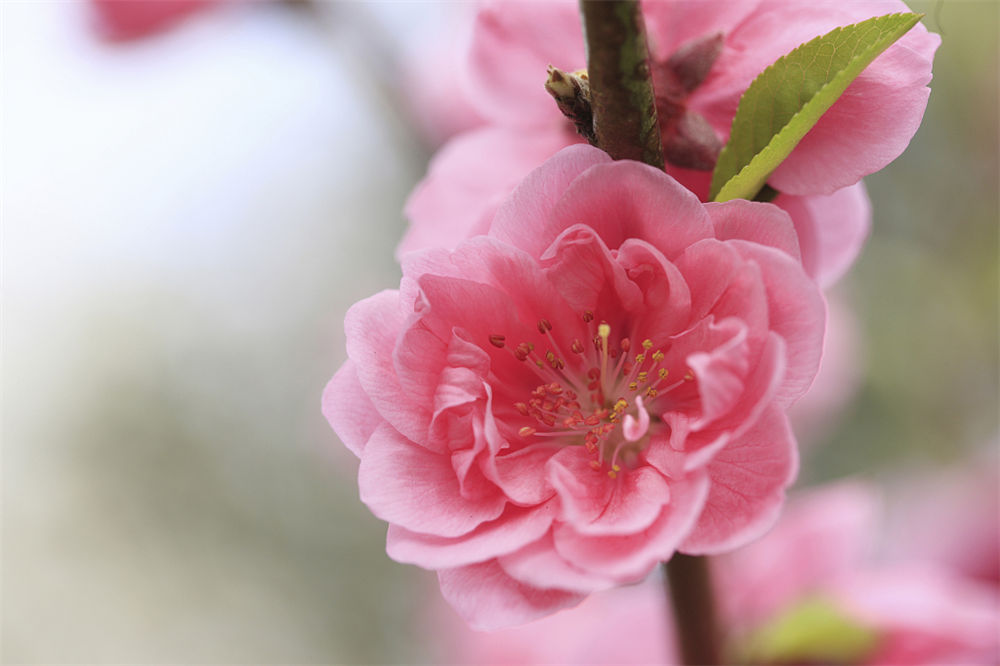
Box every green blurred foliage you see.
[802,0,998,482]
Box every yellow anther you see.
[658,368,669,379]
[628,382,638,391]
[607,470,617,479]
[642,339,653,350]
[637,371,648,382]
[612,464,621,472]
[684,371,695,381]
[635,353,646,364]
[652,350,664,362]
[646,388,659,398]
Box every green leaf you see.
[709,12,923,202]
[735,597,881,665]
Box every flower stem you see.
[664,555,721,665]
[578,0,664,169]
[577,2,722,661]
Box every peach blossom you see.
[326,145,824,628]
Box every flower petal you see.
[680,406,798,555]
[323,360,378,457]
[358,423,506,538]
[775,182,871,288]
[386,501,558,569]
[438,560,586,630]
[552,472,710,580]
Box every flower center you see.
[490,312,694,478]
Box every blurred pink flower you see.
[789,294,865,445]
[886,456,1000,589]
[403,0,939,286]
[401,8,488,148]
[434,483,1000,664]
[325,145,824,628]
[90,0,216,42]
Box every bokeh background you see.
[2,1,996,662]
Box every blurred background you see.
[2,1,996,663]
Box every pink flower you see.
[325,145,824,628]
[432,483,1000,664]
[90,0,217,42]
[788,294,865,446]
[402,0,939,286]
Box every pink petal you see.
[686,318,752,428]
[714,482,879,625]
[491,144,612,256]
[727,241,826,407]
[358,423,506,538]
[498,532,617,594]
[399,127,574,257]
[775,182,872,288]
[539,224,645,314]
[547,448,672,537]
[386,501,558,569]
[480,443,560,506]
[465,0,584,126]
[345,290,432,445]
[680,406,798,555]
[548,161,713,261]
[616,239,693,339]
[641,0,761,59]
[552,472,710,580]
[438,560,586,631]
[322,360,378,457]
[704,200,801,261]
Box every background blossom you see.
[401,0,938,289]
[432,483,1000,664]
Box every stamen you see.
[489,334,506,348]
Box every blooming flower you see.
[402,0,939,287]
[325,145,824,628]
[431,483,1000,664]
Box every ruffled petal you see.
[438,559,586,630]
[552,472,710,580]
[680,406,798,555]
[358,423,506,538]
[323,360,379,457]
[386,501,558,569]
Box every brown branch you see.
[664,555,722,665]
[578,0,664,168]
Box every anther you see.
[620,338,631,352]
[489,334,506,348]
[571,338,585,354]
[537,318,553,334]
[518,426,536,438]
[583,310,595,323]
[642,339,653,350]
